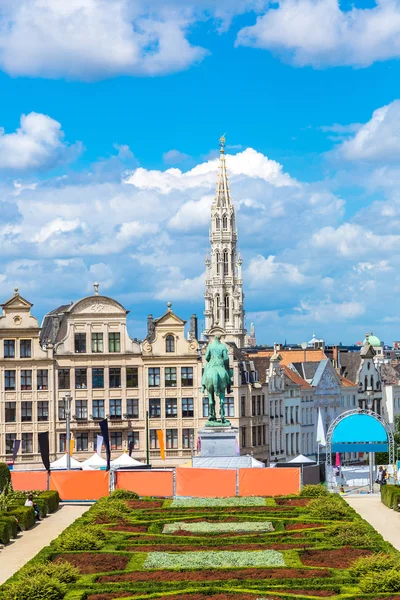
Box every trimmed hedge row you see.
[381,484,400,511]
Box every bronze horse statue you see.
[201,335,232,425]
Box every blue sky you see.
[1,0,400,345]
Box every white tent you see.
[81,452,107,470]
[192,456,265,469]
[288,454,315,464]
[111,452,144,468]
[50,454,82,470]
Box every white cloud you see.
[33,218,82,243]
[163,149,191,164]
[168,195,213,231]
[312,223,400,259]
[294,299,366,322]
[0,112,81,171]
[117,221,159,242]
[334,101,400,162]
[155,269,206,301]
[247,255,306,287]
[236,0,400,68]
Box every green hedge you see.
[0,514,18,543]
[39,491,60,513]
[381,484,400,511]
[8,506,36,531]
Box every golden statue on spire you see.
[219,134,226,153]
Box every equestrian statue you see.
[201,334,233,426]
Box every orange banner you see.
[116,470,174,497]
[69,440,74,456]
[156,430,165,460]
[176,467,236,497]
[11,471,48,491]
[50,470,109,501]
[238,467,301,496]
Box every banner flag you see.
[316,408,326,446]
[128,441,134,457]
[99,419,111,471]
[96,435,103,456]
[196,436,201,452]
[12,439,21,462]
[38,432,50,471]
[234,436,240,456]
[156,430,165,460]
[69,439,74,457]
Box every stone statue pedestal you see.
[198,426,239,457]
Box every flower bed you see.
[143,549,285,569]
[163,521,274,534]
[170,497,269,508]
[1,488,397,600]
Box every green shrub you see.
[0,515,18,543]
[328,522,371,547]
[110,488,139,500]
[299,484,328,497]
[21,560,79,584]
[54,527,105,551]
[5,573,66,600]
[381,484,400,511]
[39,491,60,513]
[350,553,400,578]
[86,498,131,522]
[8,506,35,530]
[307,495,350,519]
[360,568,400,593]
[0,462,11,492]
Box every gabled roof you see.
[284,366,312,389]
[1,290,33,309]
[338,352,361,383]
[291,361,320,381]
[339,375,357,387]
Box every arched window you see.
[215,295,220,323]
[225,295,230,321]
[166,335,175,353]
[364,375,368,391]
[370,375,374,388]
[216,217,220,230]
[367,362,370,370]
[222,215,228,229]
[216,251,220,275]
[223,251,229,275]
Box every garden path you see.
[0,502,89,585]
[345,495,400,551]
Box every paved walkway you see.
[0,503,89,585]
[345,495,400,551]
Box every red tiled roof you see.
[339,375,357,387]
[283,366,312,389]
[253,348,326,367]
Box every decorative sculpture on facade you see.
[201,334,232,426]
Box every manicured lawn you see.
[1,486,400,600]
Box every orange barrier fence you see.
[115,470,174,497]
[11,471,48,491]
[239,467,301,496]
[50,471,109,501]
[175,467,237,497]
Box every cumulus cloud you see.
[333,101,400,162]
[0,112,81,171]
[247,255,306,287]
[168,195,213,231]
[163,149,191,164]
[236,0,400,68]
[294,298,366,322]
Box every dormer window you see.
[166,335,175,353]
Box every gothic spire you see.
[215,135,231,208]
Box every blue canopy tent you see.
[326,409,394,490]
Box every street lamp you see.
[64,392,72,470]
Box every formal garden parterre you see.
[2,484,400,600]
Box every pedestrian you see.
[376,466,387,490]
[25,493,40,521]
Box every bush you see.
[360,568,400,593]
[86,498,131,522]
[381,484,400,511]
[39,491,60,513]
[8,506,35,530]
[21,560,79,584]
[0,515,19,543]
[300,484,329,498]
[350,553,400,578]
[0,462,11,492]
[110,489,139,500]
[328,522,371,547]
[307,496,350,519]
[5,573,66,600]
[54,527,105,551]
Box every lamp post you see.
[64,392,72,470]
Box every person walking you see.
[376,466,387,490]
